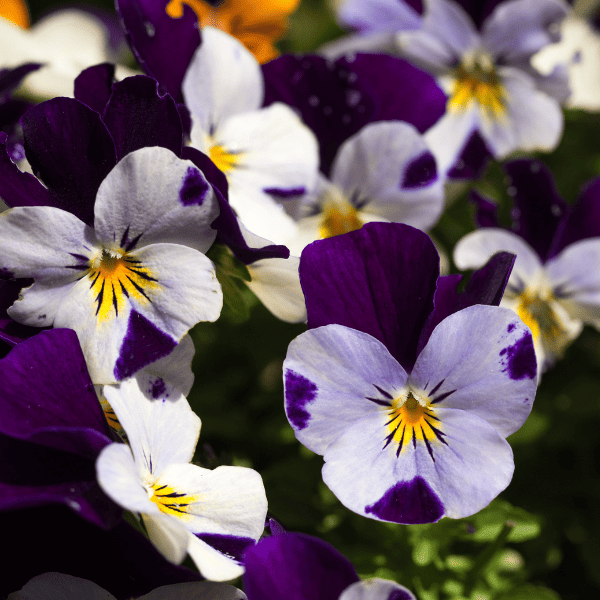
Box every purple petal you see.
[300,222,439,372]
[401,150,437,188]
[364,476,444,524]
[181,146,290,264]
[0,64,42,98]
[417,252,515,354]
[0,329,112,456]
[21,98,117,227]
[343,54,446,133]
[74,63,116,115]
[551,177,600,256]
[244,532,359,600]
[0,505,201,597]
[447,131,491,180]
[0,279,39,349]
[116,0,201,101]
[504,159,568,263]
[103,75,183,160]
[470,190,499,228]
[0,133,55,209]
[262,54,377,176]
[195,533,255,563]
[453,0,505,30]
[500,329,537,381]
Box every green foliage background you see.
[21,1,600,598]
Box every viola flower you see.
[284,223,537,524]
[454,159,600,374]
[0,144,223,384]
[165,0,300,63]
[96,377,268,581]
[9,572,245,600]
[244,531,416,600]
[182,26,319,242]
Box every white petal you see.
[103,376,200,476]
[96,442,158,514]
[186,534,245,582]
[94,147,219,255]
[182,26,263,133]
[151,463,267,539]
[143,335,196,396]
[336,0,422,32]
[143,513,190,564]
[331,121,444,230]
[339,578,416,600]
[453,228,544,288]
[8,280,77,327]
[8,572,116,600]
[284,325,408,455]
[141,582,247,600]
[410,305,537,437]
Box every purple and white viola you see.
[283,223,537,524]
[455,159,600,374]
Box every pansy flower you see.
[244,531,416,600]
[96,376,268,581]
[454,159,600,373]
[283,223,537,524]
[0,131,223,383]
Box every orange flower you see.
[0,0,29,28]
[166,0,299,63]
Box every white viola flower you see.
[397,0,571,171]
[0,9,136,99]
[96,377,268,582]
[0,146,223,384]
[455,228,600,373]
[182,26,320,242]
[285,120,444,256]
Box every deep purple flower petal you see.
[20,98,117,227]
[262,54,376,176]
[0,133,55,209]
[244,532,359,600]
[300,222,439,372]
[181,146,290,264]
[453,0,505,30]
[551,177,600,256]
[103,75,183,160]
[0,505,201,598]
[417,251,515,354]
[504,159,568,263]
[447,131,491,180]
[0,329,112,457]
[116,0,201,101]
[471,189,500,228]
[0,64,42,99]
[74,63,116,115]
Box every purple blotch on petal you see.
[500,331,537,381]
[0,268,14,279]
[365,476,444,524]
[285,369,317,430]
[264,186,306,198]
[388,590,414,600]
[179,166,210,206]
[507,323,516,332]
[195,533,254,563]
[402,151,437,188]
[114,311,177,381]
[149,377,167,399]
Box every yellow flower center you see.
[209,144,243,173]
[149,481,198,521]
[385,390,442,458]
[319,193,364,239]
[448,52,506,118]
[87,248,159,323]
[515,290,565,354]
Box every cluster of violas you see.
[2,0,600,597]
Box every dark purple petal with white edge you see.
[195,533,255,563]
[21,98,117,228]
[504,159,568,263]
[402,151,437,188]
[0,433,122,529]
[447,131,491,180]
[300,222,439,372]
[365,477,444,524]
[74,63,116,115]
[116,0,201,101]
[0,64,42,99]
[181,146,290,264]
[262,54,377,176]
[103,75,183,160]
[0,279,39,349]
[0,329,112,456]
[471,190,500,228]
[113,310,178,381]
[551,177,600,256]
[244,532,359,600]
[0,505,202,597]
[0,133,55,209]
[343,54,446,133]
[417,251,515,354]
